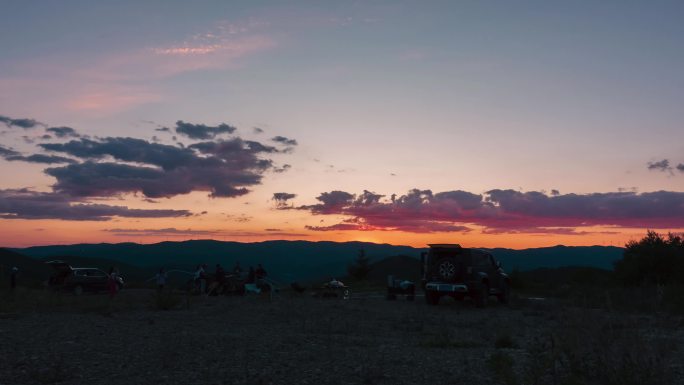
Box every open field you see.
[1,288,683,385]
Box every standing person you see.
[194,264,207,294]
[255,263,267,280]
[193,265,201,293]
[108,267,119,299]
[10,266,18,291]
[215,264,226,285]
[155,268,168,292]
[200,264,208,294]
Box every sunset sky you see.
[1,1,684,248]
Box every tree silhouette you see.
[614,230,684,286]
[348,248,371,280]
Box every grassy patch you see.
[151,290,182,310]
[488,351,518,385]
[420,328,481,349]
[494,331,518,349]
[521,309,677,385]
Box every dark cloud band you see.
[0,189,191,221]
[40,134,289,198]
[0,115,42,129]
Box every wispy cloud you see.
[648,159,672,173]
[103,227,309,238]
[225,213,252,223]
[0,115,43,129]
[104,228,222,237]
[173,120,237,140]
[0,189,191,221]
[147,35,275,76]
[271,136,298,146]
[65,86,163,113]
[647,158,684,176]
[46,126,80,138]
[272,192,296,208]
[0,20,276,114]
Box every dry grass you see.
[0,287,682,384]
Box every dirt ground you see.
[1,288,683,385]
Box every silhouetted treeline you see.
[615,230,684,286]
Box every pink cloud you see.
[290,188,684,234]
[147,35,275,77]
[306,216,472,233]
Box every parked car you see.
[46,260,123,295]
[421,244,510,307]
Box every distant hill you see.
[485,245,623,271]
[0,248,51,286]
[14,240,419,282]
[13,241,624,283]
[0,248,154,287]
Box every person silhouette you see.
[10,266,18,291]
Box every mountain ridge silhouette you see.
[8,240,624,282]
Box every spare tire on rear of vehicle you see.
[432,257,462,282]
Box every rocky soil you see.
[1,289,683,385]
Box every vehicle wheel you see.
[474,285,488,308]
[74,285,83,296]
[425,291,439,305]
[434,257,458,282]
[498,282,510,304]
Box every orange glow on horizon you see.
[0,218,668,250]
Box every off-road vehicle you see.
[421,244,510,306]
